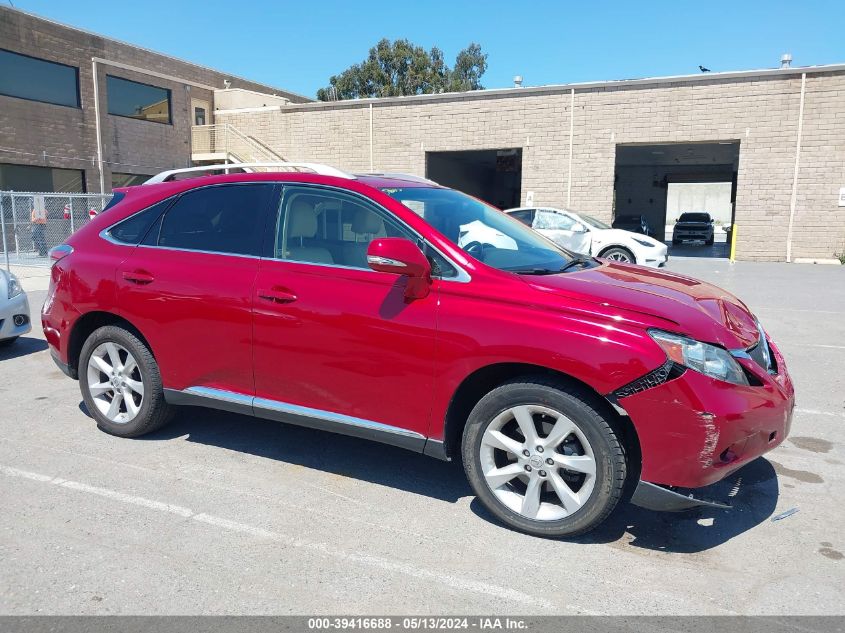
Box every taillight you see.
[48,244,73,264]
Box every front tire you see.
[462,378,627,537]
[79,325,173,437]
[600,247,635,264]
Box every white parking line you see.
[796,408,845,418]
[0,464,556,611]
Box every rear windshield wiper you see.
[559,257,592,273]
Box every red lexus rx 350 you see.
[42,166,794,537]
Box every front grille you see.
[612,360,686,399]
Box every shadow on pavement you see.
[476,457,777,553]
[668,241,730,259]
[0,336,48,360]
[137,405,473,504]
[82,401,779,550]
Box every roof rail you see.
[357,172,439,185]
[144,162,354,184]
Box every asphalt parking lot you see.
[1,258,843,615]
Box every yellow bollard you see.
[729,224,738,262]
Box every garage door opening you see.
[426,149,522,209]
[614,142,740,258]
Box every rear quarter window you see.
[107,199,170,245]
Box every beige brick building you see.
[2,6,843,262]
[0,6,308,194]
[217,67,845,262]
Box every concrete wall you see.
[0,6,308,192]
[218,70,845,262]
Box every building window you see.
[106,75,172,124]
[194,107,207,126]
[111,173,152,188]
[0,163,85,193]
[0,49,80,108]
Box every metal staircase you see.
[191,124,286,166]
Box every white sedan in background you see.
[0,269,31,347]
[506,207,668,268]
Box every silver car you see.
[0,269,31,346]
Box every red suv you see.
[42,166,794,537]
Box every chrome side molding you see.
[163,386,427,453]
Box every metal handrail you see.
[191,123,284,164]
[145,162,355,184]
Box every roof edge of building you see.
[274,62,845,111]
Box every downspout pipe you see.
[785,73,806,263]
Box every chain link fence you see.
[1,191,113,270]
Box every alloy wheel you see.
[86,341,145,424]
[479,405,597,521]
[605,250,633,262]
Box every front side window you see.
[534,210,576,231]
[274,187,416,269]
[107,76,171,124]
[156,184,273,256]
[0,49,80,107]
[383,187,576,274]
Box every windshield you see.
[579,214,610,230]
[679,213,710,222]
[382,187,577,273]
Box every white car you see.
[0,269,31,347]
[506,207,668,268]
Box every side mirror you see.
[367,238,432,300]
[572,222,588,233]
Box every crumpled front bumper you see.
[618,343,794,491]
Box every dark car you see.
[673,212,715,245]
[612,214,652,236]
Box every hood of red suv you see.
[523,262,759,349]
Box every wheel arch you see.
[438,362,641,483]
[67,311,154,379]
[597,244,636,263]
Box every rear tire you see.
[462,377,627,537]
[79,325,173,437]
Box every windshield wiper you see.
[559,257,591,273]
[509,267,559,275]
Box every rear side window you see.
[108,199,170,245]
[156,184,273,256]
[509,209,535,226]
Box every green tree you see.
[317,39,488,101]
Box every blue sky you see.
[11,0,845,98]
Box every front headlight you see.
[7,273,22,299]
[649,330,749,385]
[632,238,655,248]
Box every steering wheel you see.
[463,241,485,259]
